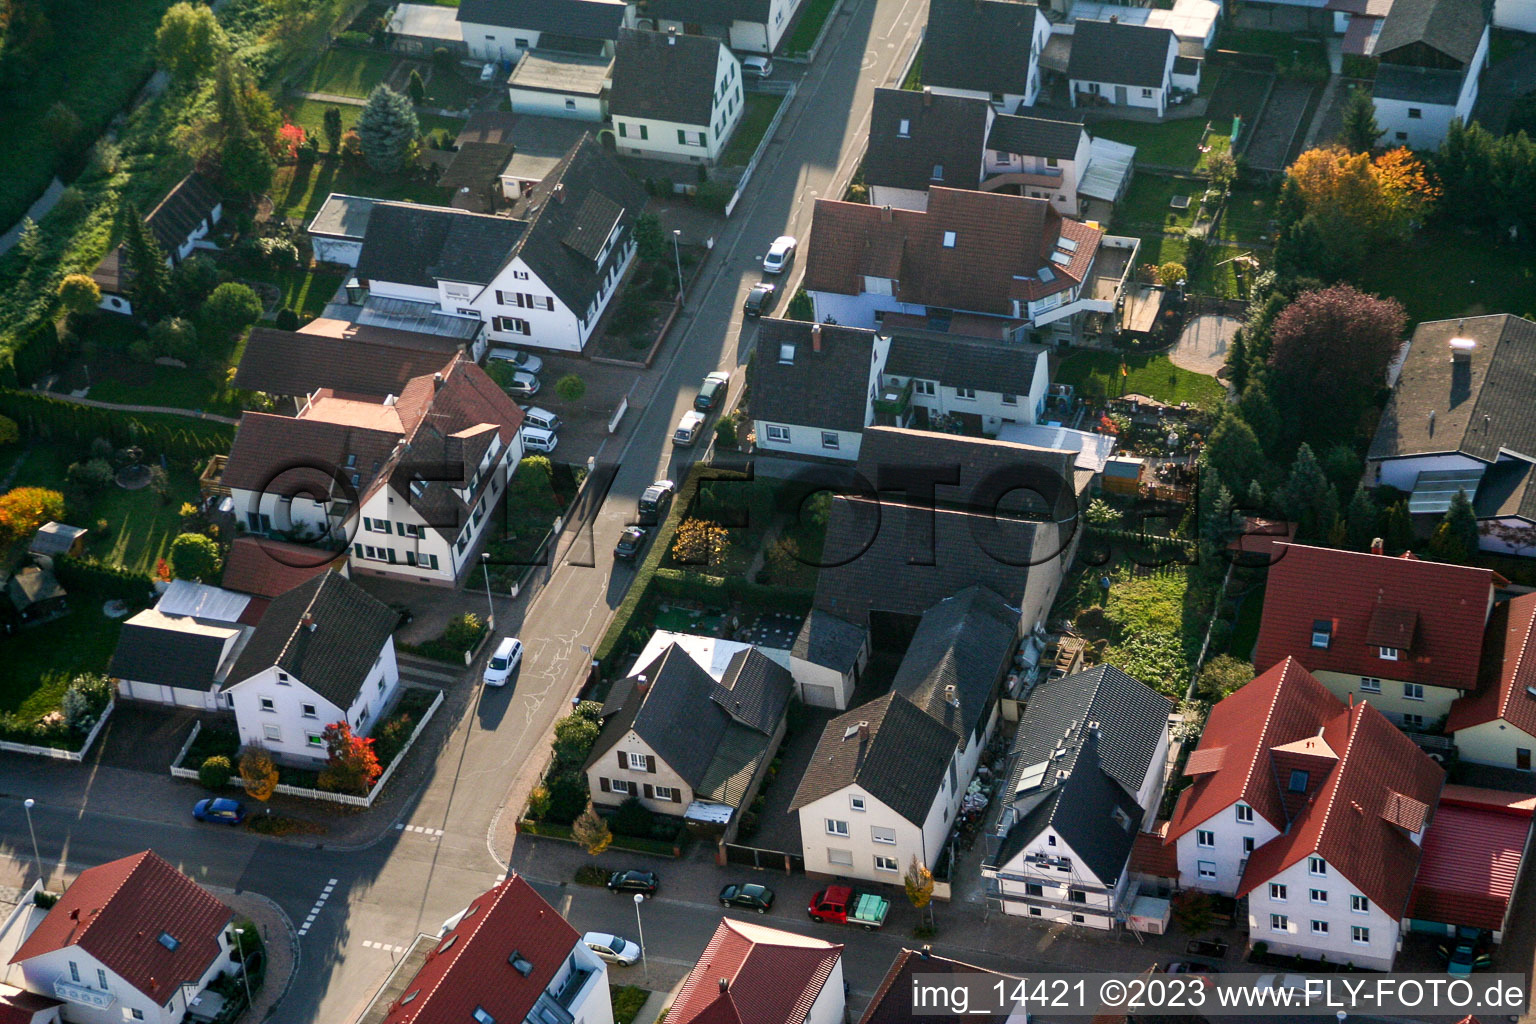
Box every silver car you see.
[583,932,641,966]
[505,370,540,397]
[489,347,544,375]
[763,235,796,274]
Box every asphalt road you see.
[0,1,930,1021]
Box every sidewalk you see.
[212,886,299,1023]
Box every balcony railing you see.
[872,378,914,417]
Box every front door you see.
[1518,748,1531,771]
[1115,85,1128,105]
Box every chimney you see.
[301,612,317,632]
[434,372,445,391]
[811,322,822,351]
[552,183,566,204]
[920,945,932,959]
[1109,12,1119,21]
[857,720,870,740]
[719,978,729,993]
[636,673,648,695]
[880,204,892,223]
[922,85,933,107]
[1450,336,1476,363]
[944,682,959,707]
[1370,537,1384,556]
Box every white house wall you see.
[17,930,234,1024]
[1249,854,1402,970]
[991,823,1125,928]
[312,237,364,267]
[613,44,742,165]
[868,185,930,211]
[799,786,937,882]
[789,655,860,709]
[807,290,924,330]
[1495,0,1536,30]
[508,87,606,121]
[805,958,846,1024]
[1175,800,1282,896]
[753,421,862,460]
[1071,78,1167,116]
[1369,452,1487,491]
[1452,718,1536,771]
[588,729,695,813]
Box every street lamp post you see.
[671,230,684,304]
[234,928,255,1012]
[22,799,41,888]
[480,552,494,631]
[633,892,648,981]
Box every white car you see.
[489,348,544,375]
[522,426,558,453]
[762,235,796,274]
[673,409,707,447]
[483,637,524,685]
[505,370,541,397]
[583,932,641,966]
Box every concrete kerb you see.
[208,886,302,1023]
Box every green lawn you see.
[422,66,483,110]
[86,366,224,411]
[0,610,125,718]
[783,0,838,54]
[1056,350,1227,409]
[1217,27,1328,72]
[238,265,347,318]
[721,93,785,167]
[1113,173,1203,235]
[280,98,466,143]
[1354,228,1536,325]
[271,154,447,222]
[299,48,399,98]
[903,45,924,90]
[1091,117,1210,171]
[1216,181,1279,246]
[1190,244,1266,301]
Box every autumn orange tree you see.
[318,721,383,795]
[672,519,729,568]
[1278,145,1439,277]
[0,487,65,546]
[238,744,279,802]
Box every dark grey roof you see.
[307,193,377,240]
[986,113,1085,161]
[610,28,724,126]
[1067,20,1175,88]
[714,648,795,734]
[227,571,398,709]
[792,609,868,672]
[146,172,223,252]
[884,332,1046,397]
[923,0,1045,96]
[355,203,528,288]
[1375,0,1485,65]
[646,0,772,25]
[893,587,1018,741]
[1368,315,1536,465]
[1007,664,1172,799]
[437,142,516,190]
[233,327,457,398]
[1371,63,1466,103]
[454,111,520,146]
[457,0,627,38]
[789,693,958,825]
[109,620,230,691]
[857,425,1080,518]
[865,88,990,193]
[748,320,878,434]
[1473,459,1536,523]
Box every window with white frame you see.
[1351,895,1369,913]
[1002,393,1017,405]
[1352,926,1370,943]
[1270,883,1287,901]
[871,826,897,844]
[1270,914,1288,931]
[1197,861,1216,879]
[260,697,275,712]
[914,379,937,396]
[874,855,899,872]
[611,779,632,795]
[263,724,281,741]
[1310,889,1327,904]
[955,387,976,400]
[625,752,649,771]
[826,819,849,837]
[1242,836,1255,854]
[1360,676,1381,692]
[850,795,866,812]
[307,733,323,748]
[1403,682,1423,700]
[1312,920,1329,935]
[1196,829,1214,847]
[1236,803,1253,823]
[1403,713,1425,729]
[1311,620,1332,648]
[765,425,790,443]
[1309,857,1326,876]
[821,431,841,450]
[302,703,317,718]
[654,786,676,801]
[1381,647,1400,661]
[1141,87,1153,98]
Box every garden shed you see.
[1102,455,1146,495]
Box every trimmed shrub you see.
[200,755,234,789]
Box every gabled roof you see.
[456,0,627,38]
[864,88,990,194]
[645,0,773,27]
[226,571,398,708]
[355,203,528,289]
[803,190,1103,314]
[10,851,232,1003]
[1447,594,1536,734]
[28,521,86,556]
[893,586,1018,740]
[668,919,842,1024]
[922,0,1044,96]
[987,113,1086,161]
[610,28,726,126]
[714,648,795,735]
[884,331,1046,397]
[1068,19,1176,88]
[221,410,403,498]
[856,425,1079,517]
[1252,543,1497,689]
[748,320,879,434]
[860,949,1018,1024]
[221,536,347,600]
[1130,821,1179,878]
[145,172,222,253]
[234,327,459,398]
[1368,315,1536,465]
[377,873,579,1024]
[1374,0,1484,65]
[789,693,958,825]
[108,609,241,690]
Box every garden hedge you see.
[0,389,233,461]
[53,556,158,604]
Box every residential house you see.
[1366,315,1536,554]
[8,851,236,1024]
[644,0,804,53]
[221,570,401,765]
[307,194,377,267]
[233,325,462,408]
[1370,0,1488,150]
[353,872,614,1024]
[1067,20,1184,118]
[865,89,992,211]
[505,50,611,121]
[609,28,743,166]
[802,189,1139,346]
[922,0,1051,111]
[385,3,467,57]
[220,535,349,622]
[880,328,1050,433]
[108,591,251,709]
[667,919,843,1024]
[791,610,871,710]
[983,665,1173,928]
[748,320,889,462]
[585,643,794,823]
[222,353,526,586]
[455,0,629,61]
[1447,594,1536,769]
[1252,542,1500,730]
[350,135,646,352]
[1166,658,1444,970]
[860,948,1029,1024]
[791,586,1022,882]
[985,113,1136,221]
[91,172,223,316]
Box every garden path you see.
[40,392,239,425]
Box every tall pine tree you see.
[1281,443,1333,542]
[1344,485,1379,551]
[120,202,172,319]
[357,84,419,173]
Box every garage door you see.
[173,687,209,709]
[128,680,171,704]
[802,683,837,708]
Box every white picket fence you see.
[169,688,445,808]
[723,83,799,218]
[0,701,116,762]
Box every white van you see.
[523,426,559,453]
[484,637,524,685]
[524,407,562,433]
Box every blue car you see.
[193,798,246,825]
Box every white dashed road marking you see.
[296,879,340,938]
[394,823,444,837]
[362,941,408,954]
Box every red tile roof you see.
[1228,518,1295,562]
[1253,543,1498,689]
[0,989,62,1024]
[9,851,231,1002]
[1130,822,1179,879]
[802,189,1102,316]
[1439,783,1536,817]
[1234,692,1444,920]
[1407,801,1530,931]
[669,919,842,1024]
[1167,658,1346,838]
[1447,594,1536,733]
[379,873,579,1024]
[222,536,348,601]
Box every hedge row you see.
[651,569,813,617]
[0,389,233,461]
[53,557,158,605]
[0,319,63,390]
[517,818,683,857]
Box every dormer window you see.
[897,118,910,137]
[931,163,944,180]
[1311,620,1332,649]
[942,231,956,248]
[1379,647,1399,661]
[1288,770,1310,793]
[779,343,796,364]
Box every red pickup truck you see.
[807,885,890,931]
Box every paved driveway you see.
[1169,314,1240,377]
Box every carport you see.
[1406,785,1535,942]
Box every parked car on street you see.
[505,370,541,397]
[193,798,246,825]
[763,236,797,274]
[673,410,707,446]
[488,348,544,375]
[807,885,888,930]
[607,870,659,896]
[719,883,775,913]
[744,282,777,318]
[614,525,647,560]
[638,480,675,526]
[522,426,558,453]
[583,932,641,965]
[695,371,730,411]
[483,637,524,685]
